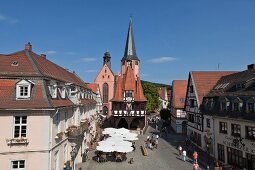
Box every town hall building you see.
[95,19,147,131]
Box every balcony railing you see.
[6,138,29,145]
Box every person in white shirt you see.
[182,150,186,161]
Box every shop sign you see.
[222,136,255,154]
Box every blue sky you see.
[1,0,255,85]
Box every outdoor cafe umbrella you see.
[96,145,115,152]
[109,132,138,141]
[102,127,116,135]
[114,145,134,153]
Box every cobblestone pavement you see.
[76,124,202,170]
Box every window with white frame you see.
[14,116,27,138]
[11,160,25,170]
[70,86,77,97]
[48,85,57,98]
[16,80,32,99]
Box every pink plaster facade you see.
[94,64,115,116]
[0,43,98,170]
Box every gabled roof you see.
[123,66,135,90]
[121,18,139,62]
[111,67,146,102]
[87,83,99,93]
[157,87,167,100]
[172,80,188,109]
[190,71,236,105]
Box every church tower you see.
[110,18,147,130]
[103,51,111,68]
[121,18,140,80]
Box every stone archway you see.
[117,118,128,129]
[130,117,140,130]
[103,106,108,115]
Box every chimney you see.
[41,54,46,59]
[25,42,32,51]
[247,64,255,70]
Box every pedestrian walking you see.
[178,145,183,156]
[193,151,198,164]
[156,124,158,131]
[182,150,186,161]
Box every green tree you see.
[142,83,160,113]
[160,108,171,121]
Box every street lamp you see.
[70,143,77,169]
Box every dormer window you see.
[124,90,134,102]
[69,86,77,97]
[16,80,33,99]
[60,87,66,99]
[233,102,239,111]
[247,103,254,113]
[48,85,57,98]
[221,102,226,111]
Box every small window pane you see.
[19,160,25,168]
[21,116,27,124]
[15,117,20,124]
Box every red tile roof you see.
[87,83,99,93]
[191,71,236,104]
[0,51,39,77]
[0,79,50,109]
[158,87,167,100]
[81,99,97,105]
[111,67,146,102]
[172,80,188,108]
[0,50,88,89]
[0,45,93,109]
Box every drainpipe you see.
[49,109,59,170]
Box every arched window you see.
[103,83,108,103]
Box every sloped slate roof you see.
[206,69,255,97]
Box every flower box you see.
[6,138,29,145]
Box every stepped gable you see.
[173,80,188,108]
[191,71,236,104]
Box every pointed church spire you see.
[121,17,139,62]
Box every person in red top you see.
[193,151,198,164]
